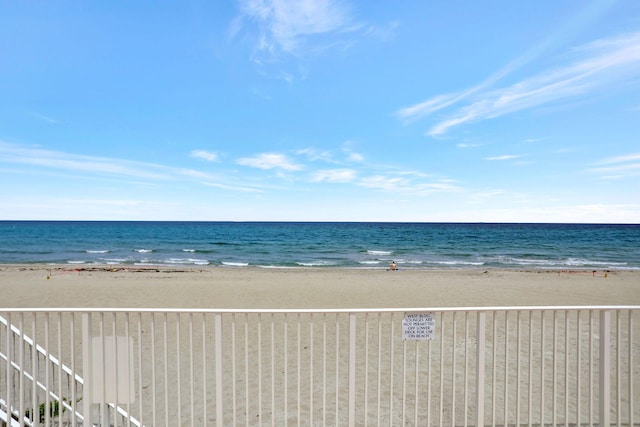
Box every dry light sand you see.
[1,264,638,309]
[2,265,639,425]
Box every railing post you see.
[348,314,356,427]
[4,312,12,426]
[82,313,93,427]
[215,313,223,427]
[476,311,486,427]
[599,310,611,427]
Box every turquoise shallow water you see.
[0,221,638,270]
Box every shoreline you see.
[1,264,638,309]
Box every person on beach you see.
[388,261,397,271]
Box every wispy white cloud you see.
[201,181,264,193]
[357,174,461,195]
[587,151,640,179]
[0,141,271,193]
[457,143,483,149]
[235,0,355,55]
[398,31,640,136]
[596,152,640,165]
[297,147,335,163]
[190,150,220,162]
[485,154,524,161]
[0,141,170,180]
[236,152,303,171]
[311,168,356,183]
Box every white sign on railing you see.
[402,312,436,340]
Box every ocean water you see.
[0,221,638,270]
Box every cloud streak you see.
[190,150,220,162]
[237,152,303,171]
[236,0,355,55]
[0,141,171,180]
[398,31,640,136]
[588,151,640,178]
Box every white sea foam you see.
[367,250,393,256]
[102,258,127,263]
[296,260,337,267]
[86,250,109,254]
[183,249,196,252]
[135,249,153,253]
[165,258,210,265]
[67,260,85,264]
[359,260,381,265]
[258,265,297,269]
[222,261,249,267]
[432,260,484,266]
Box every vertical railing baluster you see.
[464,312,469,427]
[599,310,611,427]
[245,313,250,427]
[349,313,356,427]
[452,311,457,427]
[202,313,207,427]
[491,311,496,427]
[45,312,50,426]
[335,314,340,427]
[271,314,276,427]
[476,311,486,427]
[402,336,407,427]
[231,313,237,426]
[565,310,569,427]
[577,310,582,427]
[503,311,508,427]
[18,313,24,427]
[189,313,194,427]
[440,313,445,427]
[309,314,313,427]
[138,312,143,427]
[32,314,39,427]
[553,310,557,427]
[629,310,634,427]
[284,314,288,427]
[258,313,263,426]
[297,313,301,426]
[414,336,420,427]
[323,313,327,427]
[390,314,395,427]
[589,310,594,427]
[176,313,182,427]
[376,313,382,427]
[6,312,13,427]
[516,310,521,427]
[125,312,131,427]
[151,313,157,427]
[82,313,92,427]
[215,313,223,427]
[528,311,533,427]
[70,313,78,427]
[616,310,621,427]
[112,312,118,427]
[163,313,168,427]
[541,311,545,427]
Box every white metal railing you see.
[1,306,638,427]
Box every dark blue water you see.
[0,221,638,270]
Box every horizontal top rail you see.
[2,305,639,313]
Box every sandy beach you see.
[2,265,639,426]
[0,264,638,309]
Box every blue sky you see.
[1,1,639,222]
